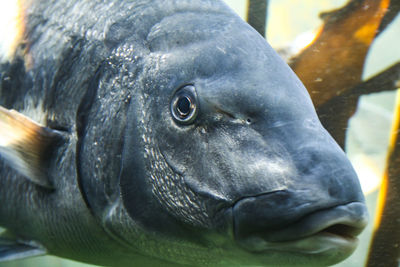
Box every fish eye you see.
[171,85,198,124]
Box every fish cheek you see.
[159,117,292,199]
[120,97,215,230]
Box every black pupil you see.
[177,96,191,116]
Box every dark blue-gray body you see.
[0,0,368,266]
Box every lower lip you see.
[243,232,358,254]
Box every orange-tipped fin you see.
[0,106,62,188]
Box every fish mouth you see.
[234,202,368,255]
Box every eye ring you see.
[170,85,198,124]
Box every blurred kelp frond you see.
[291,0,390,107]
[247,0,268,37]
[288,0,399,148]
[377,0,400,35]
[364,4,400,264]
[366,92,400,267]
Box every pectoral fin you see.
[0,106,63,188]
[0,231,46,262]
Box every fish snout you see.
[232,192,368,257]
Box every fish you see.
[0,0,368,266]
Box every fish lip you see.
[241,231,359,255]
[236,202,368,254]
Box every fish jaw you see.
[232,199,368,265]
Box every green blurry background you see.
[1,0,399,266]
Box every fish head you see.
[117,7,368,267]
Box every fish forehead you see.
[146,11,235,52]
[143,18,316,125]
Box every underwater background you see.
[0,0,399,266]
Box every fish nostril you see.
[295,150,321,175]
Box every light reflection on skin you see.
[0,0,24,60]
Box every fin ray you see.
[0,231,46,262]
[0,106,63,188]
